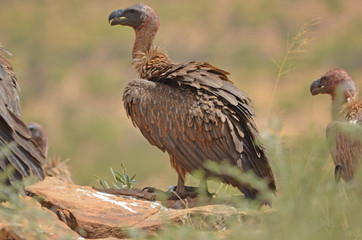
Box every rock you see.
[94,188,213,209]
[26,177,245,239]
[0,196,81,240]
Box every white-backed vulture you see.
[310,68,362,182]
[108,3,276,200]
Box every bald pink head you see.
[310,68,356,101]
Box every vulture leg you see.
[168,178,214,199]
[334,163,343,183]
[169,175,198,199]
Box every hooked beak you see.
[108,9,125,26]
[310,78,326,95]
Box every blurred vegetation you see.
[0,170,74,239]
[1,0,362,239]
[0,0,361,188]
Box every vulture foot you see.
[142,186,214,200]
[168,185,198,200]
[168,185,215,199]
[142,186,160,194]
[334,163,343,183]
[142,186,197,199]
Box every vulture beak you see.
[310,78,326,95]
[108,9,125,26]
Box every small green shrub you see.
[95,162,139,189]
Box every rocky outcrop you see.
[0,196,80,240]
[1,177,255,239]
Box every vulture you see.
[310,68,362,182]
[108,3,276,200]
[0,49,45,189]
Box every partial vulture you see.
[0,50,45,188]
[310,68,362,182]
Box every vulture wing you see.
[123,62,276,197]
[0,53,45,185]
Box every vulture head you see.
[27,122,48,156]
[108,3,160,58]
[108,3,159,30]
[310,68,356,101]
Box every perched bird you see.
[0,49,45,189]
[27,122,73,183]
[310,68,362,182]
[108,3,276,200]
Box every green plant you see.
[95,162,139,189]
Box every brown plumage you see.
[43,157,73,183]
[310,68,362,182]
[0,49,45,187]
[109,3,276,200]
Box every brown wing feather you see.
[0,53,45,184]
[161,62,273,183]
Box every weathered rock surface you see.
[94,187,214,209]
[0,177,248,239]
[0,196,80,240]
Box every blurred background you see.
[0,0,361,188]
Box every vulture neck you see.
[132,20,172,79]
[331,92,357,120]
[331,82,357,120]
[132,17,160,59]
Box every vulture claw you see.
[142,186,198,200]
[142,186,158,193]
[334,163,343,183]
[168,185,215,199]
